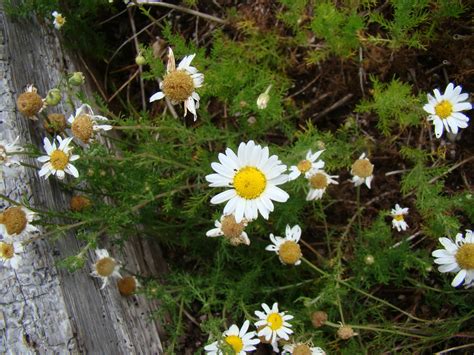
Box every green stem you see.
[325,320,428,339]
[319,200,331,255]
[301,257,430,323]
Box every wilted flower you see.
[150,47,204,121]
[306,170,339,201]
[266,225,303,266]
[0,136,22,170]
[0,206,38,238]
[282,343,326,355]
[16,85,44,118]
[117,276,140,297]
[350,153,374,189]
[206,214,250,246]
[44,113,66,134]
[423,83,471,138]
[337,325,357,340]
[91,249,121,289]
[68,104,112,144]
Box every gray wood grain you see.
[0,3,166,354]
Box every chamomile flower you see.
[0,206,39,238]
[68,104,113,144]
[282,343,326,355]
[0,136,22,172]
[289,150,325,181]
[432,230,474,288]
[423,83,471,138]
[204,320,260,354]
[0,241,24,269]
[38,136,79,180]
[91,249,121,289]
[266,225,303,266]
[255,303,293,349]
[150,47,204,121]
[306,170,339,201]
[206,214,250,246]
[16,84,45,119]
[391,204,409,232]
[350,153,374,189]
[206,141,289,223]
[52,11,66,30]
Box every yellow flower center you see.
[95,257,117,277]
[162,70,195,102]
[352,159,374,178]
[50,150,69,170]
[297,159,312,173]
[56,15,65,26]
[267,312,284,331]
[16,92,43,117]
[224,335,244,353]
[221,215,246,239]
[455,243,474,270]
[233,166,267,199]
[394,214,404,221]
[71,114,94,143]
[434,100,453,119]
[279,240,302,265]
[1,207,27,235]
[293,344,312,355]
[309,172,328,189]
[0,242,14,259]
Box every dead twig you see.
[313,94,353,119]
[128,7,146,111]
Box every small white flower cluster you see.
[204,302,323,354]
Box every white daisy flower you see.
[206,214,250,246]
[306,170,338,201]
[90,249,121,289]
[150,47,204,121]
[37,136,79,180]
[0,206,39,238]
[52,11,66,30]
[283,343,326,355]
[423,83,471,138]
[0,240,24,269]
[266,225,303,266]
[391,204,409,232]
[432,230,474,288]
[204,320,260,354]
[68,104,113,144]
[350,153,374,189]
[255,302,293,351]
[0,136,23,177]
[206,140,289,223]
[289,150,325,181]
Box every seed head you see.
[1,207,27,235]
[162,70,194,102]
[311,311,328,328]
[337,325,356,340]
[117,276,137,296]
[16,92,43,117]
[70,195,92,212]
[293,344,312,355]
[279,240,302,265]
[71,114,94,143]
[44,113,66,133]
[220,215,246,239]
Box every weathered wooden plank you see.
[0,3,166,353]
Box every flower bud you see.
[45,88,62,106]
[364,255,375,265]
[135,54,147,66]
[256,84,272,109]
[68,72,85,86]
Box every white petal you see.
[210,189,237,204]
[150,91,165,102]
[451,269,467,287]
